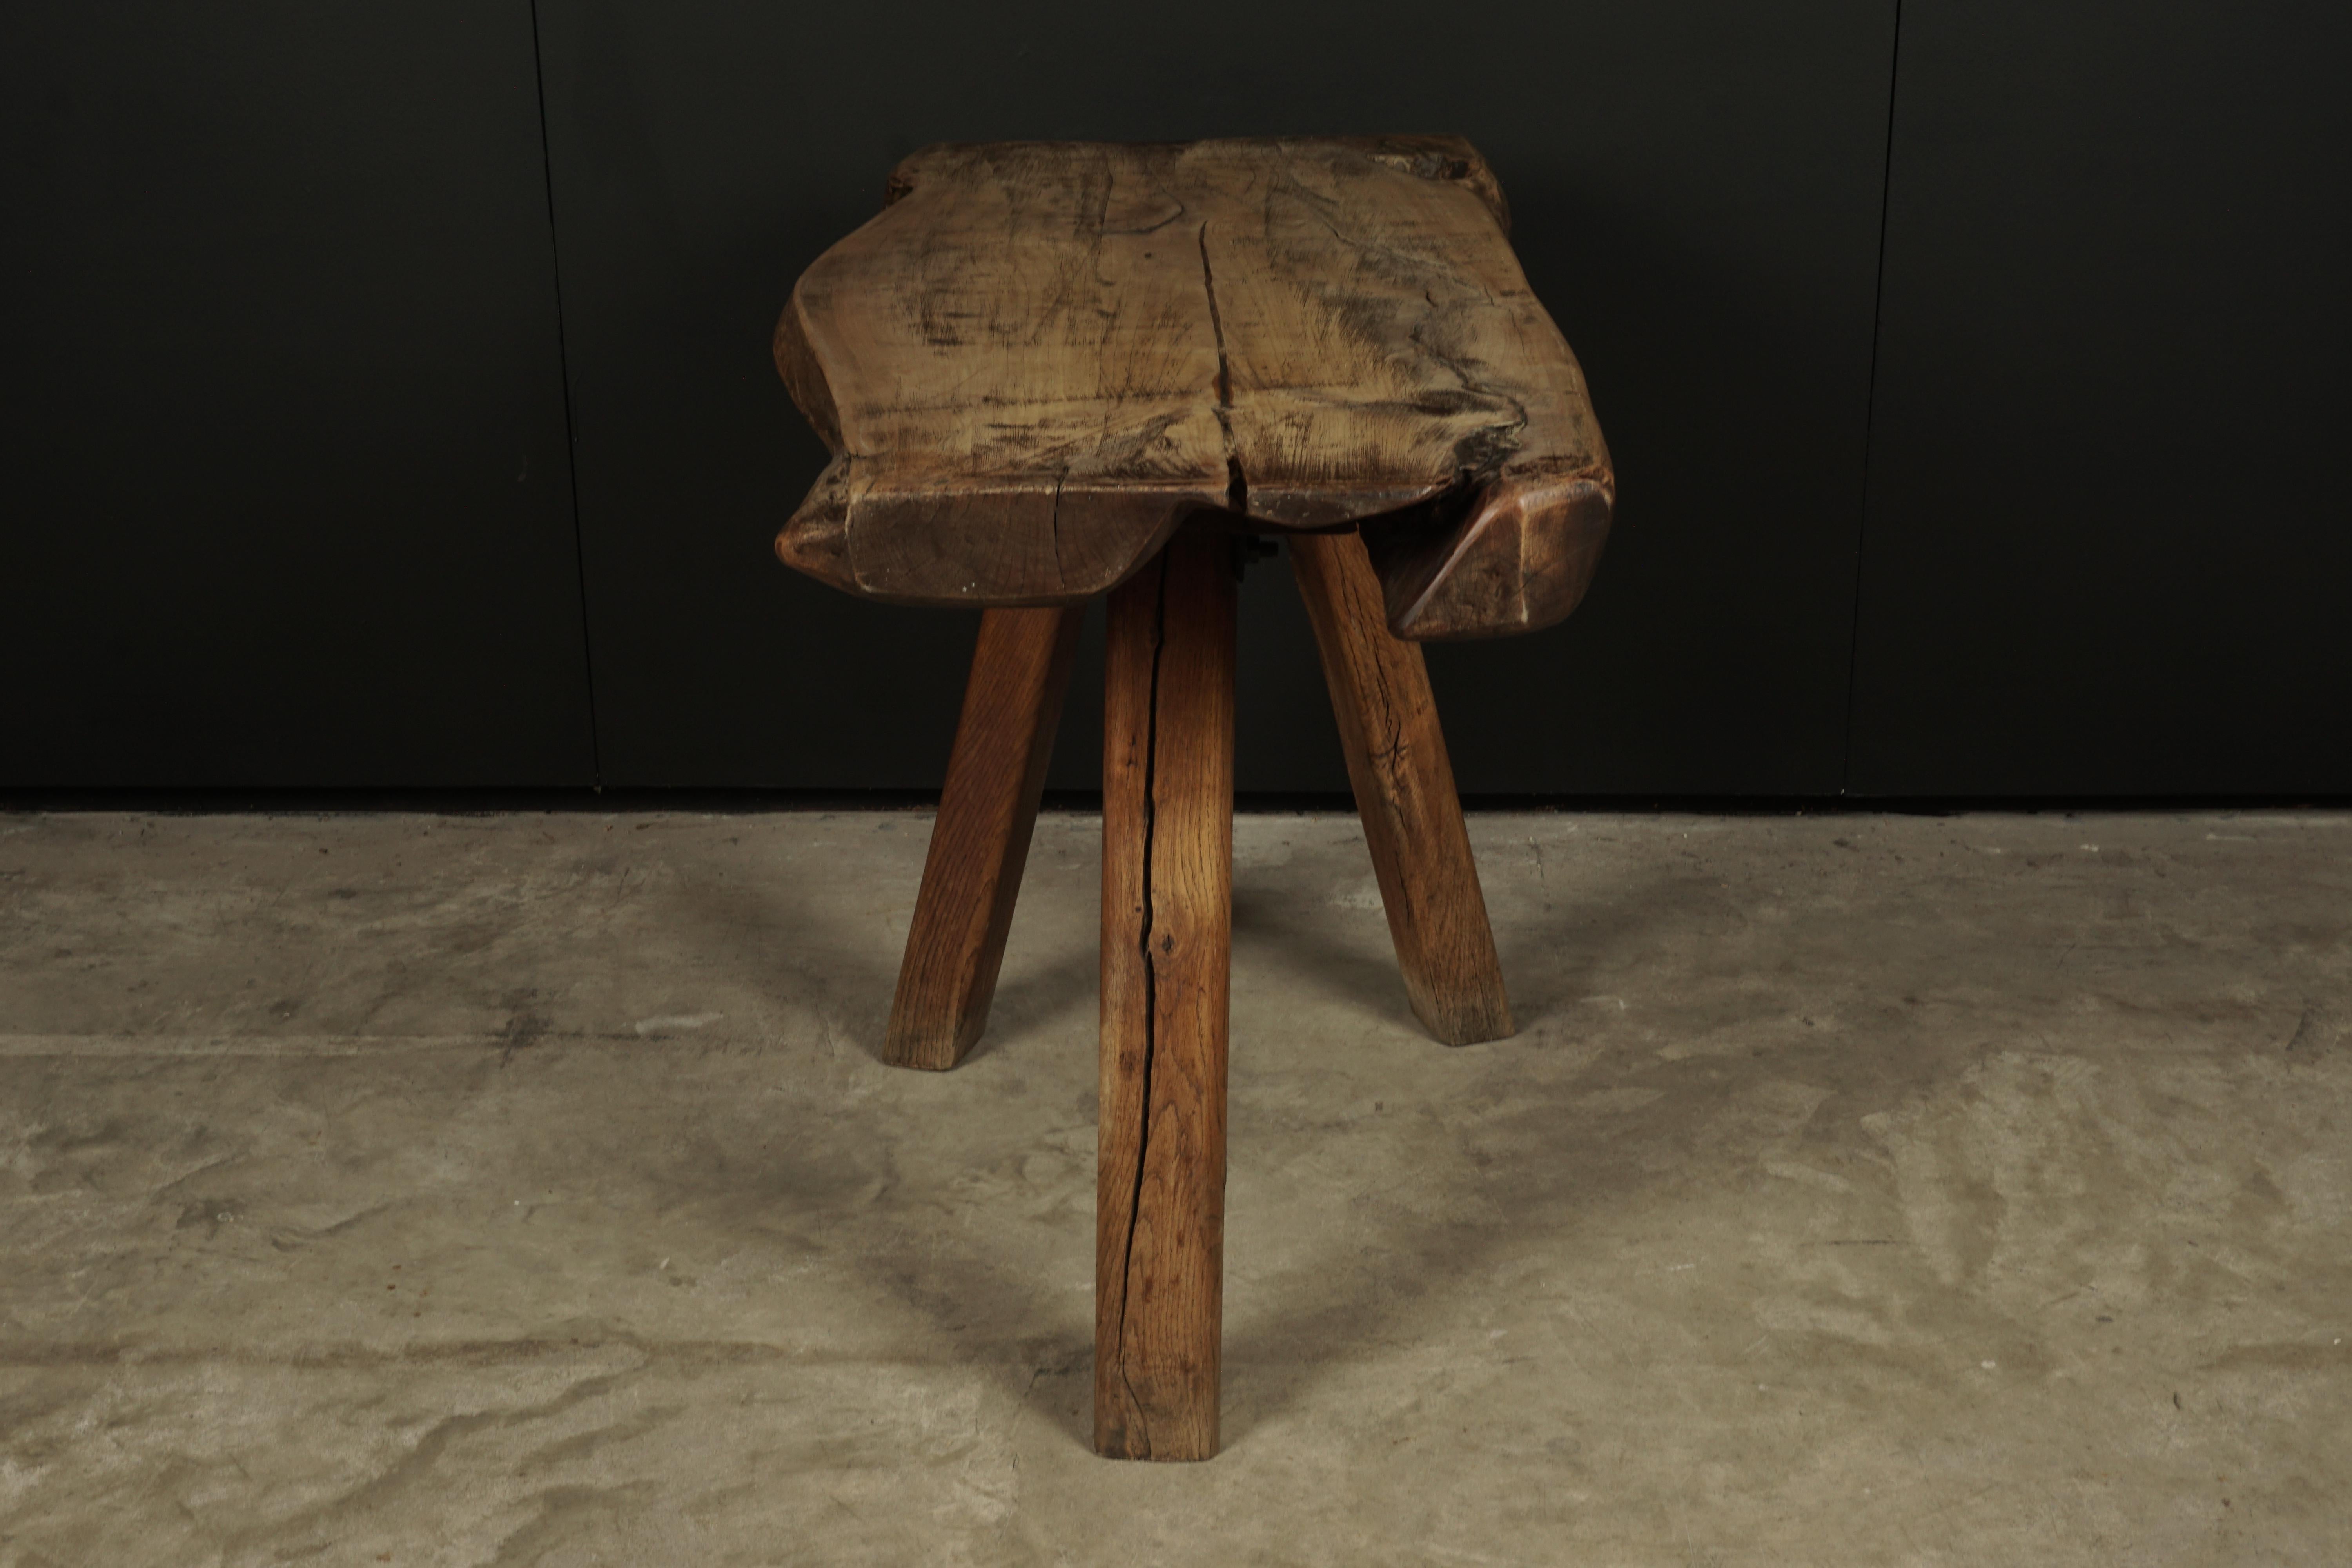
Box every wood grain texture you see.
[884,606,1083,1071]
[775,136,1612,639]
[1290,530,1514,1045]
[1096,525,1235,1461]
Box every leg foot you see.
[1290,529,1513,1045]
[884,605,1083,1070]
[1096,526,1234,1461]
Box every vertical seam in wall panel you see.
[1842,0,1905,796]
[527,0,604,786]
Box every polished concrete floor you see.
[0,806,2346,1565]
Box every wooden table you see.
[773,136,1613,1461]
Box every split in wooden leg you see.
[884,605,1084,1071]
[1096,526,1235,1461]
[1290,528,1514,1045]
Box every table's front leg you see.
[1096,526,1235,1461]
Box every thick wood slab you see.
[1290,530,1513,1044]
[884,605,1083,1071]
[1096,526,1234,1460]
[776,137,1612,640]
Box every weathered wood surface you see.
[776,136,1612,640]
[1290,530,1514,1044]
[884,605,1084,1070]
[1096,525,1235,1460]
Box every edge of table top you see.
[773,136,1613,641]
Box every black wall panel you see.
[1,4,595,786]
[537,0,1899,792]
[13,5,2342,798]
[1850,2,2352,794]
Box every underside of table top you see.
[775,136,1613,639]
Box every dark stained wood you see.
[884,606,1084,1070]
[1290,530,1514,1044]
[1096,524,1236,1461]
[774,137,1613,640]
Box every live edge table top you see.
[773,136,1613,640]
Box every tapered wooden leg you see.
[1290,529,1514,1046]
[884,605,1085,1071]
[1096,527,1235,1461]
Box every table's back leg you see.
[884,605,1084,1071]
[1097,526,1234,1461]
[1290,529,1515,1046]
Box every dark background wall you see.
[5,2,2345,797]
[1849,0,2352,794]
[2,3,596,786]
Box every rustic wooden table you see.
[773,136,1614,1461]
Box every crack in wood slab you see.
[1111,553,1171,1452]
[1196,220,1247,516]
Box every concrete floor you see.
[0,806,2345,1566]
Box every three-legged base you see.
[884,522,1511,1460]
